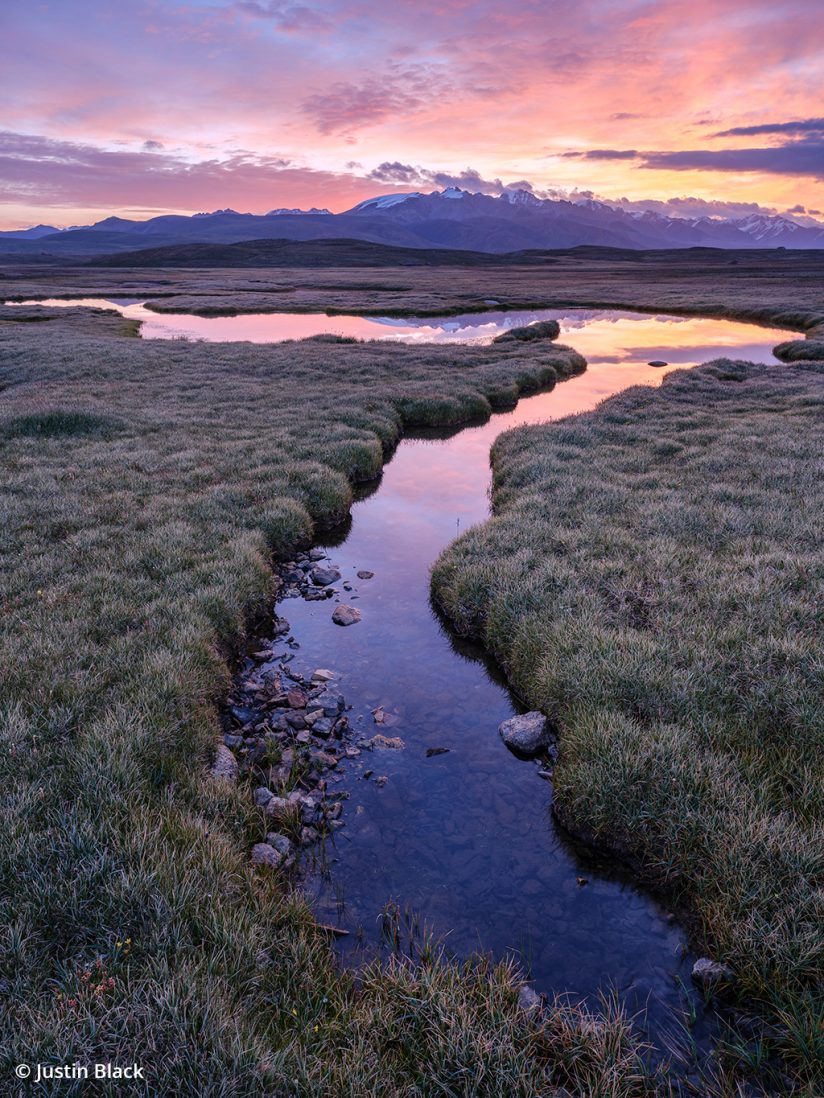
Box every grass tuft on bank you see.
[432,358,824,1091]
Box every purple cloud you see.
[715,118,824,137]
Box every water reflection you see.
[11,298,788,370]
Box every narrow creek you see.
[228,315,786,1055]
[18,294,785,1052]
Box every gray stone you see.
[691,958,734,987]
[253,785,274,807]
[518,985,542,1013]
[251,842,283,868]
[498,712,551,756]
[312,717,333,737]
[312,668,337,682]
[313,691,345,717]
[356,570,374,579]
[264,833,294,857]
[312,566,341,586]
[212,744,239,781]
[264,795,293,821]
[309,548,326,561]
[332,604,361,626]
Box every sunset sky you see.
[2,0,824,229]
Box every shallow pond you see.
[10,296,789,368]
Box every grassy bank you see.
[1,303,670,1096]
[432,359,824,1093]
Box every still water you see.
[11,296,788,369]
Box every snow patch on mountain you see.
[351,192,424,212]
[266,207,331,216]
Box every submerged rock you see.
[499,711,551,756]
[312,565,341,586]
[357,570,374,579]
[332,605,361,626]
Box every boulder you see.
[332,605,362,626]
[498,711,551,756]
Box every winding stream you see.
[237,314,784,1051]
[18,295,788,1048]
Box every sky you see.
[2,0,824,229]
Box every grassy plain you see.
[1,253,822,1094]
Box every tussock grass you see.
[774,340,824,363]
[0,304,614,1093]
[433,358,824,1092]
[493,319,560,343]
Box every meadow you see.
[1,254,822,1095]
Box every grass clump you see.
[432,358,824,1091]
[2,409,123,438]
[493,319,560,343]
[774,339,824,362]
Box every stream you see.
[227,312,785,1054]
[19,295,787,1051]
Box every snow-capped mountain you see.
[3,189,824,258]
[266,207,331,216]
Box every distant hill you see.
[2,188,823,263]
[93,237,511,268]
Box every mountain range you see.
[2,188,824,260]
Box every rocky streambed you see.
[221,548,407,872]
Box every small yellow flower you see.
[291,1008,297,1016]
